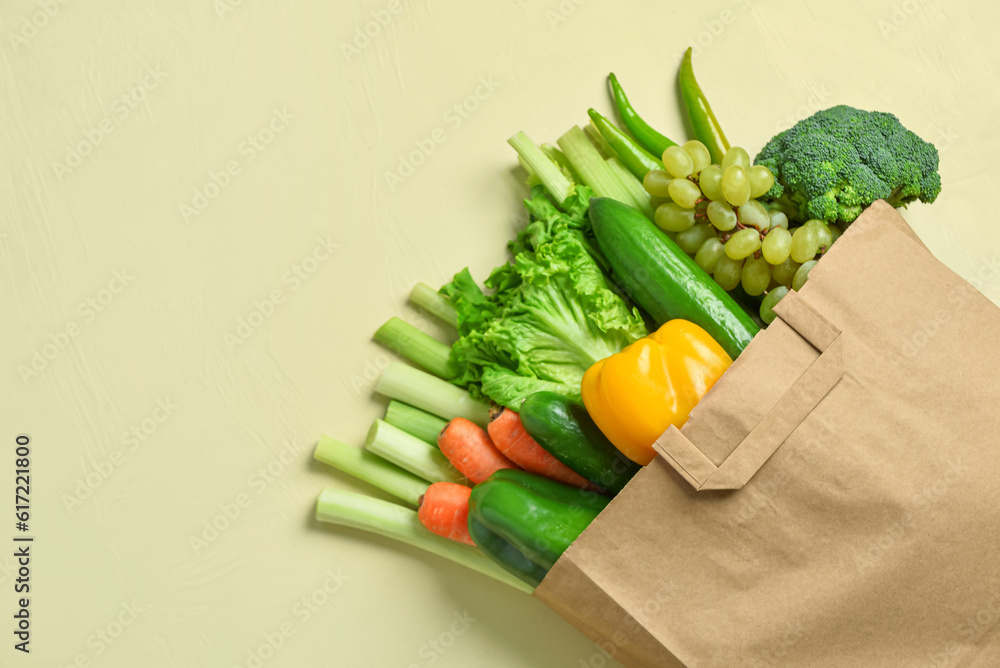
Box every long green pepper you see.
[607,73,678,156]
[679,47,730,164]
[587,108,663,180]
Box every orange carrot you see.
[488,406,593,490]
[438,417,519,484]
[417,482,475,546]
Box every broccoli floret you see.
[755,105,941,225]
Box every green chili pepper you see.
[679,47,730,165]
[468,470,609,579]
[607,72,677,157]
[587,108,663,180]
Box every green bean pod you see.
[678,47,730,165]
[607,73,678,156]
[587,108,663,180]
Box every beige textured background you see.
[2,0,998,666]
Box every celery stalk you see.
[366,419,466,485]
[373,317,455,380]
[508,131,575,204]
[384,400,447,446]
[316,488,534,593]
[584,121,614,159]
[409,283,459,328]
[375,361,490,427]
[540,144,581,184]
[606,156,655,219]
[557,126,636,206]
[314,437,427,506]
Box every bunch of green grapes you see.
[641,141,841,325]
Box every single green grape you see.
[748,165,775,198]
[760,286,790,324]
[695,237,726,274]
[721,165,751,207]
[642,169,673,198]
[737,200,770,231]
[713,254,744,291]
[707,201,737,231]
[663,145,694,179]
[655,202,696,232]
[771,257,800,287]
[682,140,711,174]
[761,227,792,265]
[741,257,771,296]
[790,225,820,263]
[721,146,750,172]
[792,260,818,290]
[667,178,701,208]
[724,227,762,260]
[676,223,715,254]
[803,219,833,250]
[768,210,789,230]
[698,165,725,201]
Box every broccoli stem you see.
[884,186,906,208]
[375,361,491,427]
[373,317,455,380]
[365,419,466,485]
[384,400,447,446]
[314,437,427,506]
[316,488,534,594]
[766,193,801,221]
[409,283,459,328]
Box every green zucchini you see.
[519,391,640,495]
[589,197,759,358]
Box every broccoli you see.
[755,105,941,225]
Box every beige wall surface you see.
[2,0,998,666]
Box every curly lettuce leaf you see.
[441,190,646,408]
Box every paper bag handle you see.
[653,291,845,490]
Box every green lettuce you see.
[442,186,647,408]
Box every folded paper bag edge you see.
[651,427,716,489]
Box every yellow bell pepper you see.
[581,319,732,465]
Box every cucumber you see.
[519,391,640,495]
[589,197,759,358]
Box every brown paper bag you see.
[534,201,1000,667]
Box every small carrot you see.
[487,407,593,490]
[438,417,519,484]
[417,482,475,546]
